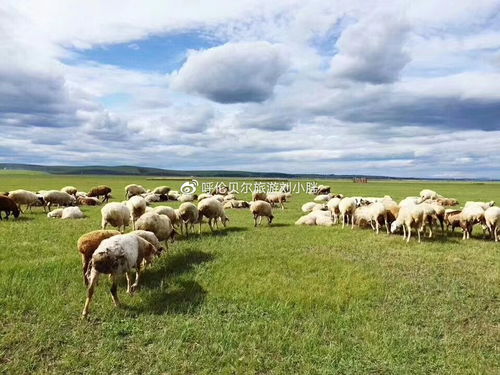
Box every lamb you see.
[0,195,20,220]
[198,198,229,232]
[265,192,288,210]
[418,189,443,203]
[178,194,198,203]
[77,229,120,285]
[135,212,177,245]
[125,184,147,199]
[250,201,274,227]
[82,233,159,317]
[390,205,426,243]
[153,206,182,227]
[464,201,495,210]
[61,186,77,196]
[47,208,64,218]
[339,197,361,229]
[87,185,112,203]
[77,196,100,206]
[61,206,85,219]
[252,192,267,201]
[460,204,486,240]
[354,202,389,234]
[42,190,76,211]
[101,202,131,232]
[295,210,334,226]
[314,194,333,203]
[484,206,500,242]
[6,189,39,212]
[126,195,147,230]
[177,202,199,236]
[152,186,170,195]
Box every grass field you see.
[0,171,499,374]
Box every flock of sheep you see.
[1,182,498,317]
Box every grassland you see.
[0,171,499,374]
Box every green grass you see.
[0,173,499,374]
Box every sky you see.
[1,0,500,178]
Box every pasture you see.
[0,171,499,374]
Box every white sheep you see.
[7,189,40,212]
[390,205,426,243]
[47,208,64,218]
[295,210,334,226]
[223,194,237,201]
[460,204,486,240]
[61,206,85,219]
[302,202,326,213]
[42,190,76,211]
[125,184,147,199]
[212,194,225,203]
[177,202,199,236]
[464,201,495,210]
[81,233,158,317]
[101,202,131,232]
[152,186,170,195]
[265,192,288,210]
[314,194,332,203]
[354,202,388,234]
[418,189,442,203]
[197,193,212,201]
[338,197,360,229]
[178,194,197,203]
[399,197,420,207]
[130,230,165,254]
[153,206,182,227]
[135,212,177,244]
[143,193,161,204]
[126,195,147,230]
[61,186,77,196]
[249,201,274,226]
[198,198,229,232]
[326,197,343,224]
[484,206,500,242]
[167,190,180,201]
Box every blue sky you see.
[1,0,500,178]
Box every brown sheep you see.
[77,230,121,285]
[77,196,100,206]
[0,195,20,220]
[88,185,112,203]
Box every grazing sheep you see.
[126,196,147,230]
[0,195,20,220]
[152,186,170,195]
[445,210,465,234]
[143,193,161,204]
[82,233,159,317]
[295,210,334,226]
[266,192,288,210]
[87,185,112,203]
[130,230,165,254]
[125,184,147,199]
[75,191,87,198]
[42,190,76,211]
[354,202,389,234]
[252,192,267,201]
[61,206,85,219]
[6,189,39,212]
[135,212,177,245]
[101,202,131,232]
[167,190,180,201]
[153,206,181,227]
[177,202,199,236]
[460,204,486,240]
[212,194,225,202]
[464,201,496,210]
[198,193,212,201]
[77,196,100,206]
[484,206,500,242]
[47,208,64,218]
[250,201,274,227]
[61,186,77,196]
[327,197,343,224]
[198,198,229,232]
[390,205,426,243]
[77,229,120,285]
[339,197,361,229]
[314,194,332,203]
[178,194,198,203]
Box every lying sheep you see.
[224,200,250,209]
[43,190,76,211]
[197,193,212,201]
[314,194,332,203]
[464,201,495,210]
[143,193,161,204]
[0,195,20,220]
[152,186,170,195]
[82,233,159,317]
[6,189,39,212]
[435,197,459,207]
[484,206,500,242]
[61,206,85,219]
[77,229,120,285]
[295,210,334,226]
[419,189,443,203]
[101,202,131,232]
[61,186,77,196]
[390,205,426,243]
[250,201,274,227]
[315,184,331,195]
[87,185,112,203]
[126,195,147,230]
[135,212,177,245]
[399,197,420,207]
[212,194,225,203]
[177,202,199,236]
[168,190,180,201]
[178,194,198,203]
[77,196,100,206]
[125,184,147,199]
[198,198,229,232]
[47,208,64,218]
[302,202,326,213]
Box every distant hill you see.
[0,163,496,181]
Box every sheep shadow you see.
[267,223,290,228]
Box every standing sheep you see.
[390,205,426,243]
[177,202,199,236]
[126,196,147,230]
[339,197,361,229]
[252,192,267,201]
[265,192,288,210]
[152,186,171,195]
[198,198,229,232]
[125,184,147,199]
[250,201,274,227]
[6,190,39,212]
[88,185,112,203]
[484,206,500,242]
[82,233,158,317]
[42,190,76,211]
[154,206,182,227]
[61,186,77,196]
[0,195,20,220]
[460,204,486,240]
[135,212,177,246]
[101,202,131,232]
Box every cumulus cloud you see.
[330,13,411,84]
[171,41,289,103]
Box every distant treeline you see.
[0,163,497,181]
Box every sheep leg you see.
[417,227,421,243]
[82,255,91,286]
[384,215,389,234]
[341,214,345,229]
[281,202,285,210]
[110,274,120,307]
[253,214,258,227]
[375,220,380,235]
[126,272,133,294]
[351,214,355,229]
[131,270,141,292]
[369,220,376,231]
[402,224,406,239]
[82,269,100,318]
[258,216,263,225]
[406,224,412,243]
[184,221,189,238]
[208,218,214,232]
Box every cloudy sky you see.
[1,0,500,178]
